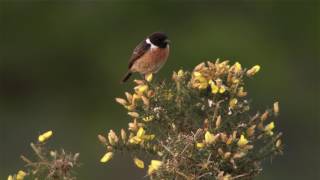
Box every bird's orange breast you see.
[131,47,169,74]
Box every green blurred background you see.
[1,1,319,179]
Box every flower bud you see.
[133,157,145,168]
[125,92,133,103]
[229,98,238,109]
[196,142,205,149]
[246,65,260,76]
[215,115,222,128]
[100,152,113,163]
[224,152,231,159]
[38,130,53,143]
[108,130,119,145]
[128,112,139,118]
[115,98,127,106]
[246,125,256,137]
[273,101,279,116]
[121,129,127,142]
[141,95,150,106]
[98,134,107,144]
[261,111,269,121]
[276,139,282,148]
[16,170,27,180]
[145,73,153,82]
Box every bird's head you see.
[148,32,170,48]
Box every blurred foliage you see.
[0,1,318,180]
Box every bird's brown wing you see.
[128,40,151,69]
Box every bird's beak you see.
[165,39,171,44]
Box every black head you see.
[148,32,170,48]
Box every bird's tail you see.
[121,71,132,83]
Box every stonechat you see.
[121,32,170,83]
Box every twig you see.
[159,141,175,156]
[30,143,45,160]
[175,170,190,180]
[197,172,212,179]
[232,173,250,179]
[20,155,33,164]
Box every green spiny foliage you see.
[99,59,283,180]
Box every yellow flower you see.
[100,152,113,163]
[135,85,149,94]
[209,80,219,94]
[133,157,145,169]
[129,127,155,144]
[226,136,233,145]
[229,98,238,109]
[264,122,275,135]
[16,170,26,180]
[38,130,53,143]
[222,174,232,180]
[198,78,208,89]
[233,62,242,73]
[219,86,226,93]
[147,160,163,175]
[177,69,184,78]
[143,115,154,122]
[246,65,261,76]
[196,142,205,149]
[237,87,247,97]
[232,78,240,84]
[193,71,202,77]
[193,72,208,90]
[129,136,142,144]
[204,131,216,144]
[237,135,249,147]
[132,93,141,102]
[144,134,155,140]
[264,122,275,131]
[209,80,226,94]
[7,175,13,180]
[145,73,153,82]
[137,127,145,138]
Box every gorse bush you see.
[98,59,283,180]
[7,131,80,180]
[7,59,282,180]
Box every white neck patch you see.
[146,38,158,49]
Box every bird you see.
[121,32,170,83]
